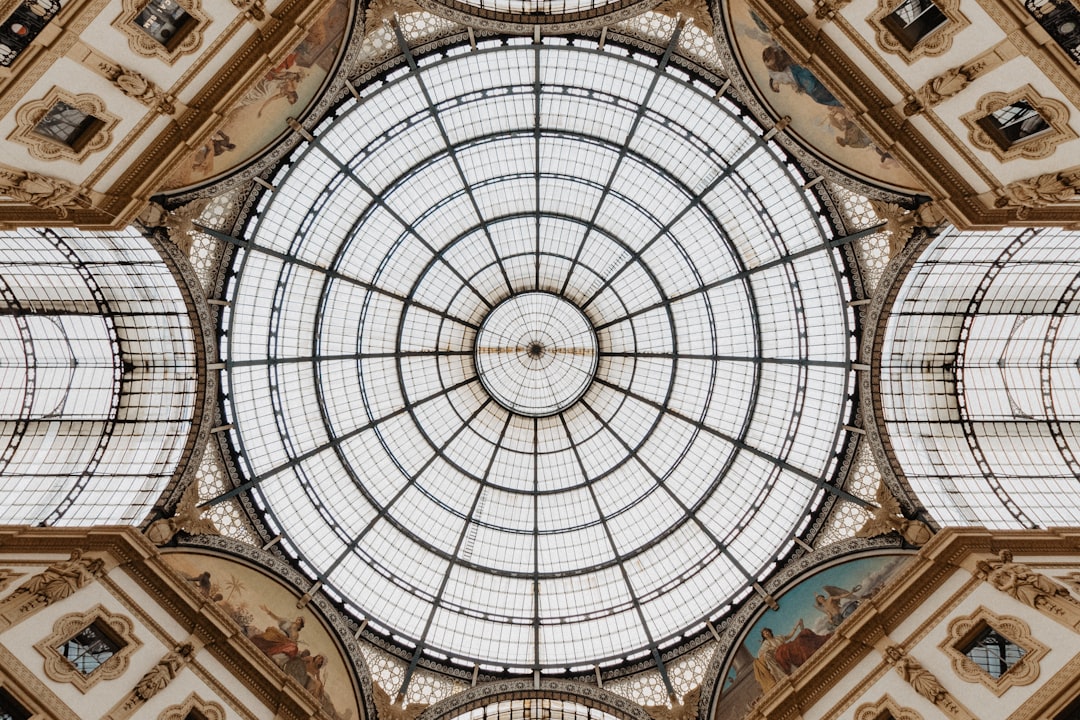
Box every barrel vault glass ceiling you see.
[219,34,859,674]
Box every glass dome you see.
[221,37,857,672]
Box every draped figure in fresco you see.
[752,619,832,691]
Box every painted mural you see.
[161,0,351,190]
[163,551,360,720]
[723,0,919,192]
[715,553,911,720]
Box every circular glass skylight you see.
[475,292,598,417]
[222,37,856,672]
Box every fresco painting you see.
[716,553,910,720]
[162,0,350,189]
[726,0,920,192]
[163,551,359,720]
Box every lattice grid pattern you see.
[195,440,257,544]
[814,442,878,547]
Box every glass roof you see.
[882,226,1080,528]
[222,37,856,672]
[0,227,198,526]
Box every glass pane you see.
[57,623,120,675]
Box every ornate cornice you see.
[416,679,655,720]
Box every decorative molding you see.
[34,604,143,693]
[976,549,1080,631]
[0,643,81,720]
[0,568,23,593]
[0,550,106,630]
[856,480,934,545]
[111,0,208,63]
[882,645,974,720]
[854,694,924,720]
[416,679,655,720]
[939,606,1047,696]
[994,168,1080,216]
[145,478,220,545]
[867,0,970,63]
[158,694,226,720]
[9,88,119,162]
[961,86,1076,162]
[698,538,905,720]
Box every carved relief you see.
[883,645,974,720]
[961,87,1076,162]
[93,57,176,114]
[645,685,701,720]
[867,0,969,63]
[654,0,713,34]
[111,0,208,63]
[105,643,196,719]
[145,478,219,545]
[857,481,934,545]
[903,47,1006,115]
[976,549,1080,630]
[9,88,119,162]
[0,568,24,593]
[157,694,225,720]
[939,607,1047,696]
[34,604,143,693]
[0,550,105,629]
[228,0,264,21]
[854,695,924,720]
[994,169,1080,216]
[0,167,92,217]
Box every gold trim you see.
[867,0,969,63]
[111,0,208,64]
[939,606,1048,696]
[9,88,119,162]
[33,604,143,693]
[854,695,924,720]
[961,86,1077,162]
[158,694,226,720]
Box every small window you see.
[57,622,122,675]
[882,0,948,49]
[977,100,1051,149]
[132,0,196,50]
[32,100,104,151]
[962,625,1026,679]
[0,687,31,720]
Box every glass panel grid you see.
[225,40,853,671]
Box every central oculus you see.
[474,292,598,417]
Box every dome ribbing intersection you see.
[222,36,857,673]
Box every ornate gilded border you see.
[854,694,924,720]
[9,88,119,162]
[960,86,1076,162]
[33,604,143,693]
[867,0,969,63]
[111,0,208,63]
[158,693,226,720]
[939,606,1048,696]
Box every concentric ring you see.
[475,292,598,417]
[223,38,856,672]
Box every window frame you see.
[34,605,142,693]
[940,606,1047,696]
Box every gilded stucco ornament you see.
[0,168,92,217]
[139,198,212,254]
[645,685,701,720]
[99,63,176,115]
[883,646,972,720]
[0,550,106,629]
[373,680,428,720]
[868,200,946,258]
[976,550,1080,629]
[146,479,220,545]
[994,170,1080,217]
[856,482,933,546]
